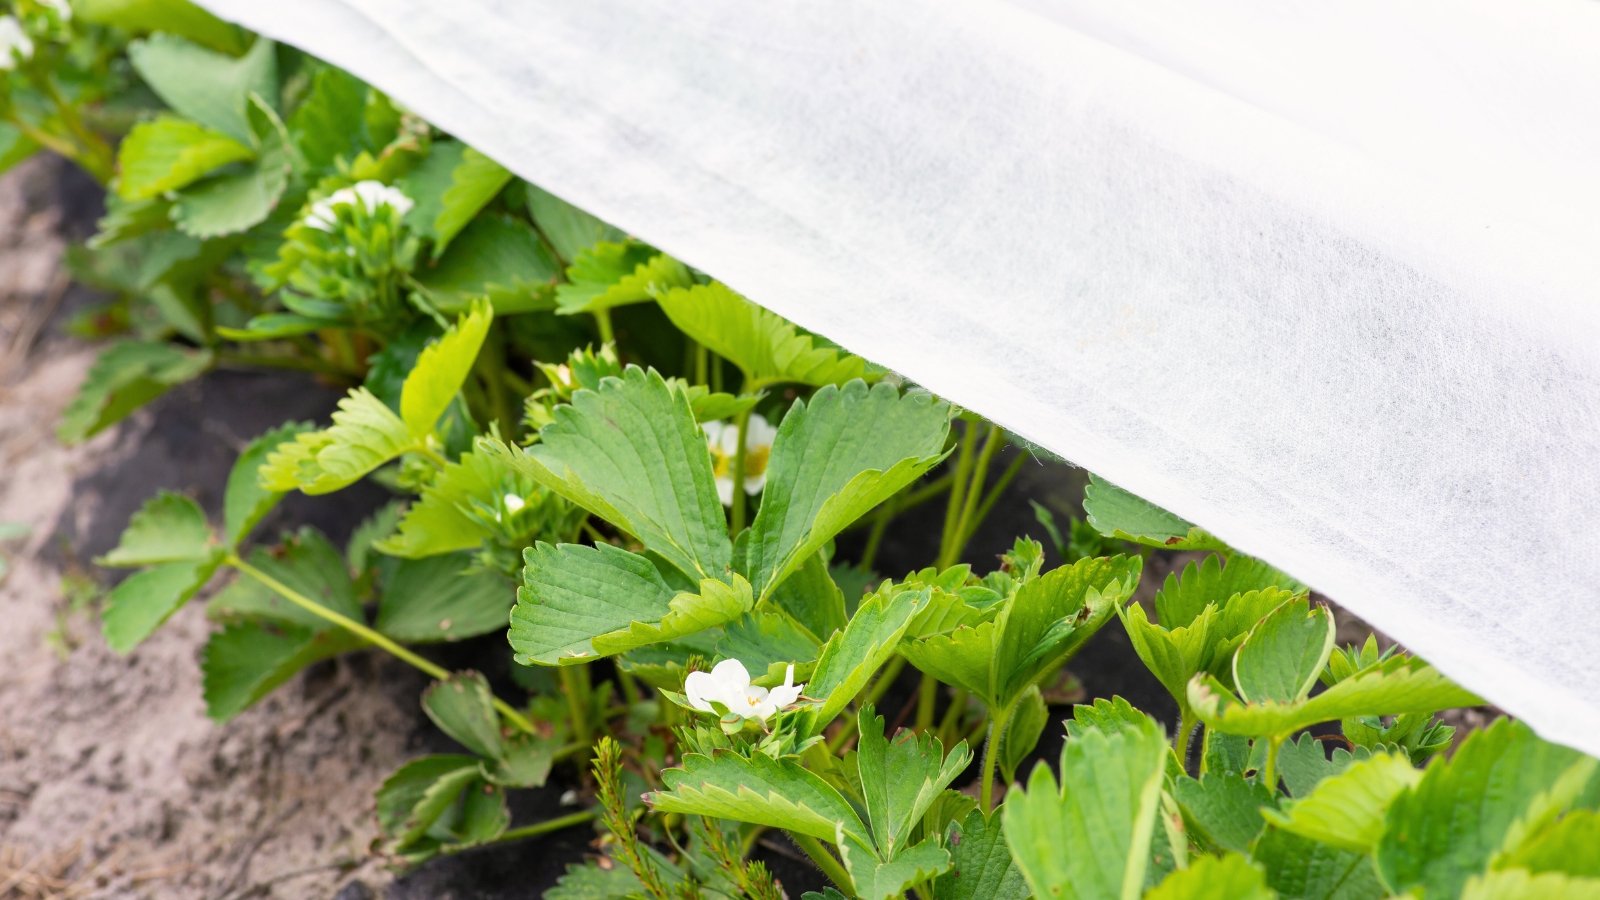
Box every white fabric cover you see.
[196,0,1600,755]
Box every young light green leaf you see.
[1146,854,1273,900]
[224,422,312,546]
[1462,870,1600,900]
[657,282,871,388]
[400,300,493,438]
[1498,810,1600,878]
[115,117,253,201]
[934,811,1028,900]
[201,620,361,720]
[432,147,513,255]
[422,671,504,760]
[58,341,213,444]
[1153,553,1305,631]
[98,491,212,567]
[511,542,675,666]
[742,380,950,598]
[1082,475,1226,552]
[1232,596,1335,704]
[492,366,730,580]
[103,557,222,653]
[994,555,1142,703]
[649,750,870,844]
[1122,601,1217,713]
[795,586,927,736]
[1190,655,1482,739]
[258,388,416,495]
[376,446,531,558]
[128,34,276,145]
[169,130,289,238]
[525,183,624,263]
[1002,711,1169,900]
[840,836,950,900]
[375,554,514,643]
[589,575,753,657]
[554,241,691,314]
[1262,753,1421,852]
[1376,718,1597,898]
[1172,774,1274,854]
[856,705,972,856]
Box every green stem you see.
[945,426,1002,567]
[791,833,853,894]
[729,405,753,535]
[594,308,615,346]
[936,688,968,744]
[227,554,537,735]
[462,809,598,849]
[41,78,114,183]
[213,350,356,380]
[561,665,594,747]
[914,673,939,731]
[980,699,1017,812]
[1173,707,1195,774]
[694,342,708,386]
[964,452,1027,546]
[1261,734,1284,791]
[936,423,981,569]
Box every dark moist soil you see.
[0,159,1488,900]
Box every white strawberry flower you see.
[703,413,778,507]
[303,180,415,231]
[684,658,804,722]
[0,17,34,69]
[39,0,71,21]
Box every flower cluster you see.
[302,180,415,231]
[703,414,777,507]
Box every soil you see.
[0,160,1491,900]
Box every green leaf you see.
[98,491,212,567]
[650,750,870,844]
[1002,711,1169,900]
[215,313,334,342]
[224,422,311,546]
[375,554,514,643]
[999,686,1047,782]
[377,446,528,558]
[716,610,823,683]
[289,67,371,172]
[795,586,927,736]
[525,183,624,263]
[258,388,416,495]
[1190,654,1481,739]
[1082,475,1227,551]
[493,366,731,580]
[58,341,213,444]
[1463,870,1600,900]
[934,811,1028,900]
[128,34,276,145]
[1172,774,1274,854]
[0,122,37,176]
[103,557,221,652]
[422,671,504,760]
[840,837,951,900]
[511,542,675,665]
[546,858,646,900]
[1262,753,1421,853]
[856,706,972,856]
[201,619,361,720]
[769,551,848,644]
[1122,601,1217,712]
[590,575,753,657]
[1252,827,1385,900]
[432,148,514,255]
[1500,810,1600,877]
[742,380,950,598]
[1233,596,1334,704]
[1147,854,1273,900]
[416,214,562,314]
[169,130,289,238]
[554,241,692,314]
[399,300,493,437]
[1153,553,1305,630]
[657,282,871,387]
[76,0,246,54]
[373,754,483,856]
[115,116,254,201]
[1376,719,1597,898]
[209,528,362,626]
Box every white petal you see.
[701,420,730,444]
[745,413,778,448]
[709,658,752,689]
[683,670,719,711]
[743,471,766,495]
[715,476,735,507]
[767,684,804,709]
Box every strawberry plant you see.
[16,3,1597,896]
